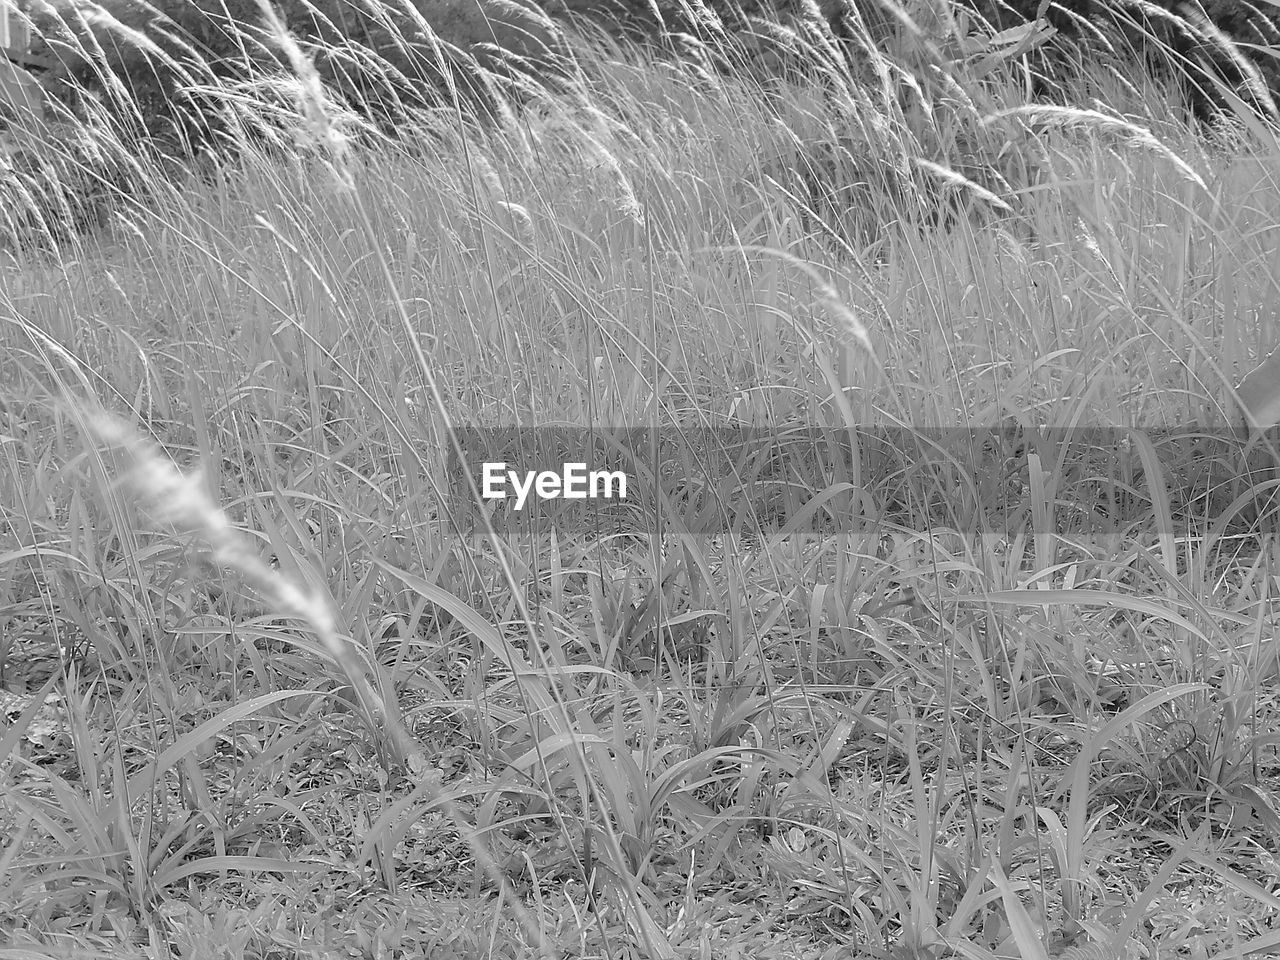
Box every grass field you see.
[2,1,1280,957]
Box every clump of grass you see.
[87,409,417,767]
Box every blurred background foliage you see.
[18,0,1280,152]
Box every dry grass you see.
[2,1,1280,958]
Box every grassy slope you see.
[1,3,1279,958]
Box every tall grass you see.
[2,0,1280,957]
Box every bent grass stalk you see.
[86,407,558,955]
[224,2,674,953]
[86,413,404,755]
